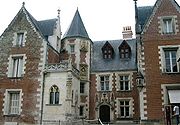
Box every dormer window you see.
[119,40,131,59]
[102,41,114,59]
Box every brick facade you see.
[137,0,180,124]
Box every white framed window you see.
[16,33,24,46]
[161,17,175,34]
[118,99,132,118]
[49,85,59,104]
[164,49,178,73]
[100,76,109,91]
[159,46,180,73]
[7,54,26,78]
[12,31,27,47]
[164,48,179,73]
[119,75,131,91]
[3,89,22,115]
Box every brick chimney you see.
[122,26,133,40]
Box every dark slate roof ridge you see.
[62,9,89,40]
[93,38,136,43]
[38,18,57,22]
[138,6,153,9]
[173,0,180,11]
[23,7,43,34]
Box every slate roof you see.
[63,9,89,40]
[137,6,153,33]
[38,19,57,37]
[91,39,137,72]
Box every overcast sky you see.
[0,0,180,41]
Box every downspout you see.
[40,40,48,125]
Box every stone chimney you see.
[122,26,133,39]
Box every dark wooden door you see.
[99,105,110,123]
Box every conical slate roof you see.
[63,9,89,39]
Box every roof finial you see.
[22,2,25,7]
[57,9,60,17]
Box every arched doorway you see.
[99,105,110,123]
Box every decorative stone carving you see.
[80,40,88,52]
[80,64,88,80]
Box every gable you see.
[142,0,180,40]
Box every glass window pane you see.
[125,82,129,90]
[100,76,104,81]
[125,101,129,105]
[125,107,130,116]
[55,92,59,104]
[120,107,124,116]
[101,82,104,91]
[50,92,54,104]
[120,101,124,105]
[105,82,109,90]
[120,82,124,90]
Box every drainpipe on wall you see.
[40,41,48,125]
[40,71,46,125]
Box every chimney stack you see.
[122,26,133,40]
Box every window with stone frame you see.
[119,75,131,91]
[8,54,26,78]
[49,85,59,104]
[102,41,114,59]
[16,33,24,46]
[4,89,22,115]
[119,40,131,59]
[100,75,110,91]
[164,48,179,73]
[119,100,131,118]
[162,17,175,34]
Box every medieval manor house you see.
[0,0,180,125]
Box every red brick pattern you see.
[140,0,180,121]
